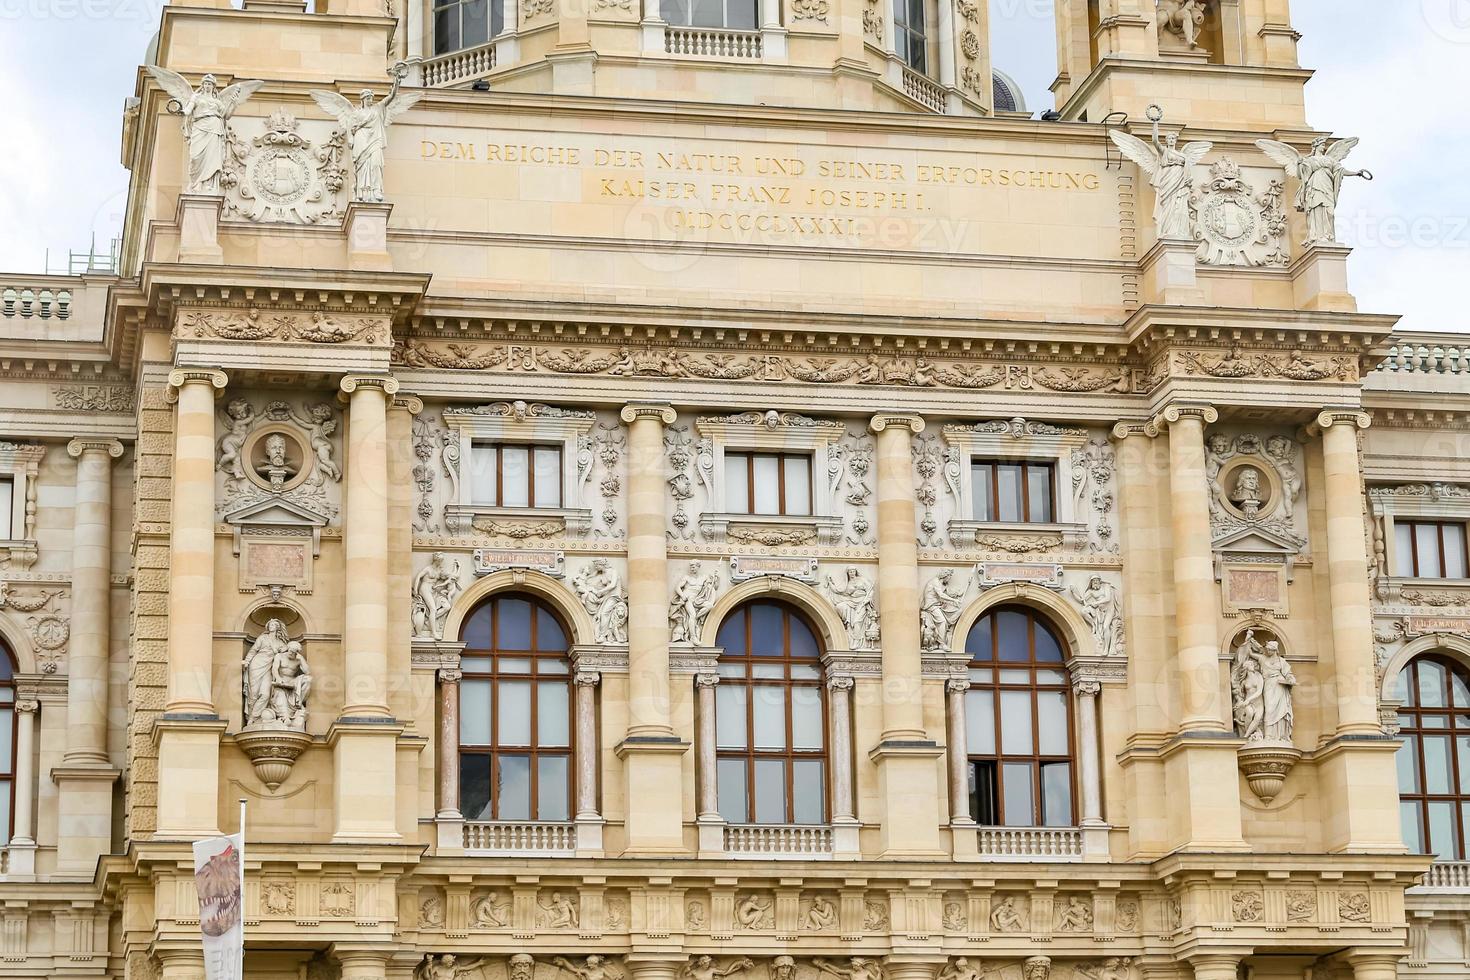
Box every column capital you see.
[576,669,603,687]
[166,367,228,395]
[14,698,38,714]
[944,677,968,694]
[1315,409,1372,433]
[1342,950,1406,976]
[693,672,719,688]
[66,437,125,460]
[340,374,400,397]
[391,393,425,415]
[437,668,463,684]
[869,412,925,435]
[1151,403,1218,430]
[826,674,855,693]
[1072,679,1101,698]
[620,403,677,425]
[1111,418,1157,441]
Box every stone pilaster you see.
[867,413,944,857]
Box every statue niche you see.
[1229,625,1304,804]
[236,608,314,790]
[1156,0,1223,62]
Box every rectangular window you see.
[660,0,756,28]
[971,461,1055,523]
[470,443,563,508]
[434,0,505,55]
[893,0,927,71]
[725,452,813,516]
[0,477,11,539]
[1395,520,1470,578]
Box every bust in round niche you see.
[243,427,310,493]
[1227,463,1268,518]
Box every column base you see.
[435,813,465,854]
[176,194,224,264]
[344,201,394,272]
[868,740,946,857]
[697,815,725,858]
[575,814,606,856]
[615,735,690,854]
[5,840,35,877]
[52,763,120,875]
[153,715,228,838]
[328,719,405,843]
[1081,824,1111,861]
[760,25,788,61]
[948,818,977,861]
[833,817,861,859]
[641,18,666,52]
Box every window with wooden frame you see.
[1395,655,1470,860]
[458,595,573,822]
[433,0,504,55]
[1394,520,1469,579]
[660,0,757,29]
[0,643,15,843]
[469,442,563,509]
[0,478,11,539]
[971,460,1056,523]
[714,601,828,825]
[963,606,1075,827]
[893,0,927,72]
[724,451,813,517]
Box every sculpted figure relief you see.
[242,618,310,729]
[683,957,752,980]
[144,68,265,194]
[990,895,1027,933]
[1109,108,1213,241]
[815,959,885,980]
[804,894,838,931]
[573,559,629,644]
[1157,0,1208,51]
[538,891,578,929]
[1257,136,1372,245]
[937,960,981,980]
[417,956,486,980]
[471,890,509,927]
[828,566,880,648]
[1056,895,1094,932]
[1231,629,1297,742]
[554,957,621,980]
[1073,575,1123,659]
[217,399,257,486]
[920,569,968,651]
[1021,958,1050,980]
[411,552,463,639]
[734,893,773,929]
[669,561,719,644]
[310,66,423,202]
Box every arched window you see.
[963,606,1074,827]
[714,601,827,825]
[458,595,573,822]
[0,643,14,843]
[1394,654,1470,859]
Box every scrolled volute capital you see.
[437,668,463,684]
[868,413,926,435]
[944,677,969,695]
[1315,409,1371,432]
[340,374,401,397]
[620,403,677,425]
[1110,419,1156,442]
[694,672,720,689]
[167,368,229,393]
[14,699,39,714]
[826,674,855,693]
[1159,403,1219,427]
[575,669,603,687]
[393,393,425,415]
[66,437,126,460]
[1072,680,1102,698]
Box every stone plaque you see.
[472,548,565,578]
[240,538,311,590]
[728,555,819,584]
[1222,564,1287,615]
[975,561,1064,589]
[1406,616,1470,637]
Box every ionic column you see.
[1186,956,1241,980]
[695,673,720,821]
[1317,411,1379,734]
[575,669,602,819]
[340,375,398,718]
[165,369,228,714]
[10,698,37,851]
[437,669,462,819]
[868,413,943,857]
[335,949,389,980]
[944,678,970,824]
[1346,952,1404,980]
[63,438,123,765]
[1160,404,1224,731]
[1073,680,1104,827]
[617,403,687,853]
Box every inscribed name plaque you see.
[1221,564,1288,615]
[1405,616,1470,637]
[729,555,819,584]
[473,548,565,578]
[975,562,1064,590]
[239,537,312,591]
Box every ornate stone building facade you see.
[2,1,1468,980]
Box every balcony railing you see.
[463,820,576,854]
[975,825,1084,862]
[665,26,763,59]
[1416,861,1470,891]
[901,66,945,113]
[1,287,72,320]
[422,41,498,86]
[1374,339,1470,376]
[724,823,834,858]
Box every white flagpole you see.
[238,799,247,980]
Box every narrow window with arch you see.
[1395,654,1470,859]
[963,606,1075,827]
[458,595,573,822]
[714,601,828,825]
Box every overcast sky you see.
[1,1,1465,334]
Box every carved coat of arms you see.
[223,110,347,224]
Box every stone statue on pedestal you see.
[1256,136,1372,246]
[1109,108,1213,241]
[310,65,423,203]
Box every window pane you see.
[692,0,722,27]
[1421,661,1448,707]
[968,760,997,824]
[498,657,532,674]
[661,0,689,23]
[1429,800,1459,860]
[789,616,819,660]
[996,610,1029,661]
[752,455,781,514]
[462,0,488,47]
[792,760,825,823]
[965,690,995,755]
[491,0,504,35]
[461,754,492,819]
[752,664,785,680]
[537,606,567,650]
[996,465,1022,523]
[434,4,459,56]
[1396,739,1420,794]
[471,444,498,505]
[460,679,492,744]
[0,711,11,776]
[1446,527,1469,579]
[538,682,570,747]
[1001,762,1034,825]
[999,690,1033,754]
[1027,465,1052,522]
[537,756,569,820]
[716,685,748,749]
[784,456,811,515]
[1037,691,1069,755]
[750,603,784,655]
[502,446,530,507]
[792,687,824,750]
[461,654,492,672]
[1424,735,1453,794]
[790,663,820,680]
[754,759,787,823]
[497,755,531,820]
[727,0,756,28]
[1458,672,1470,709]
[1394,522,1415,576]
[717,758,748,822]
[966,614,993,659]
[1401,666,1417,706]
[534,447,561,507]
[1401,800,1424,852]
[717,610,747,655]
[973,463,994,521]
[498,598,532,649]
[1460,736,1470,792]
[752,687,787,750]
[1033,622,1063,662]
[1041,762,1072,826]
[725,455,749,513]
[0,479,12,539]
[1416,522,1443,576]
[498,681,532,745]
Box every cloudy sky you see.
[1,0,1465,334]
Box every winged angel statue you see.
[1108,111,1212,241]
[145,68,265,195]
[310,67,423,203]
[1255,136,1372,246]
